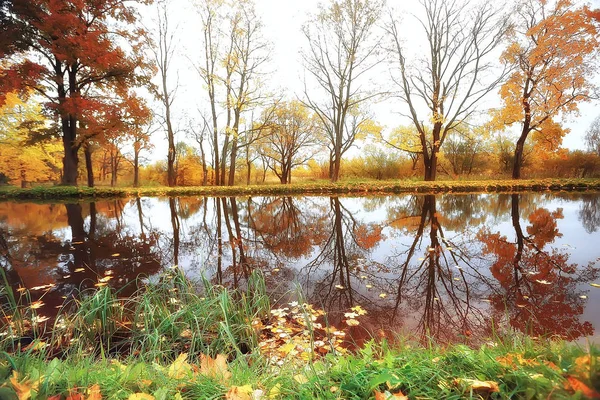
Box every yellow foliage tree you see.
[492,0,599,179]
[0,92,61,187]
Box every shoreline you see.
[1,178,600,200]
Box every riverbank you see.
[1,178,600,200]
[1,270,599,399]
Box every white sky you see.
[141,0,600,163]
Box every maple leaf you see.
[200,354,232,382]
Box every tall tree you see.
[387,0,509,181]
[0,0,151,185]
[257,101,321,184]
[492,0,599,179]
[302,0,384,182]
[585,114,600,157]
[195,0,269,186]
[151,0,178,187]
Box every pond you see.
[1,192,600,345]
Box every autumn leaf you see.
[225,385,253,400]
[200,354,232,382]
[167,353,193,379]
[564,375,600,399]
[87,384,102,400]
[374,390,408,400]
[453,378,500,394]
[9,371,41,400]
[128,393,155,400]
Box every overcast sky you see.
[140,0,600,162]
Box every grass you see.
[1,270,599,399]
[1,177,600,201]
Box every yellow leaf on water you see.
[379,293,387,299]
[111,253,120,257]
[128,394,155,400]
[590,283,600,288]
[345,319,360,326]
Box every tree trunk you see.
[133,150,140,187]
[228,138,237,186]
[84,145,94,188]
[423,151,438,181]
[512,134,528,179]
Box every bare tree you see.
[302,0,384,182]
[387,0,510,181]
[585,115,600,157]
[195,0,270,186]
[151,0,179,187]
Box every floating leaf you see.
[379,293,387,299]
[535,280,552,285]
[335,285,345,290]
[74,268,85,273]
[345,319,360,326]
[111,253,120,257]
[590,283,600,288]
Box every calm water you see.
[1,193,600,344]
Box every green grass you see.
[1,270,599,399]
[1,178,600,201]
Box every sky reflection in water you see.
[1,192,600,344]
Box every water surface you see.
[1,192,599,344]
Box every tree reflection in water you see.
[1,193,599,343]
[478,194,599,340]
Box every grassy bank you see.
[1,178,600,200]
[1,270,599,399]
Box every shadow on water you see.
[1,192,600,344]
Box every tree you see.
[151,0,179,187]
[195,0,270,186]
[302,0,384,182]
[493,0,599,179]
[387,0,509,181]
[0,0,151,185]
[585,114,600,156]
[0,92,61,186]
[258,101,321,184]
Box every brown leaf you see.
[453,378,500,393]
[9,371,41,400]
[86,384,102,400]
[373,390,408,400]
[200,354,232,382]
[564,375,600,399]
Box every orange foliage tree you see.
[0,0,151,185]
[493,0,599,179]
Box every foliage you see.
[492,0,599,179]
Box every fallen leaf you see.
[374,390,408,400]
[379,293,387,299]
[591,283,600,288]
[167,353,192,379]
[9,371,41,400]
[200,354,232,382]
[564,375,600,398]
[335,285,345,290]
[111,253,120,257]
[87,384,102,400]
[453,378,500,393]
[225,385,253,400]
[128,394,155,400]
